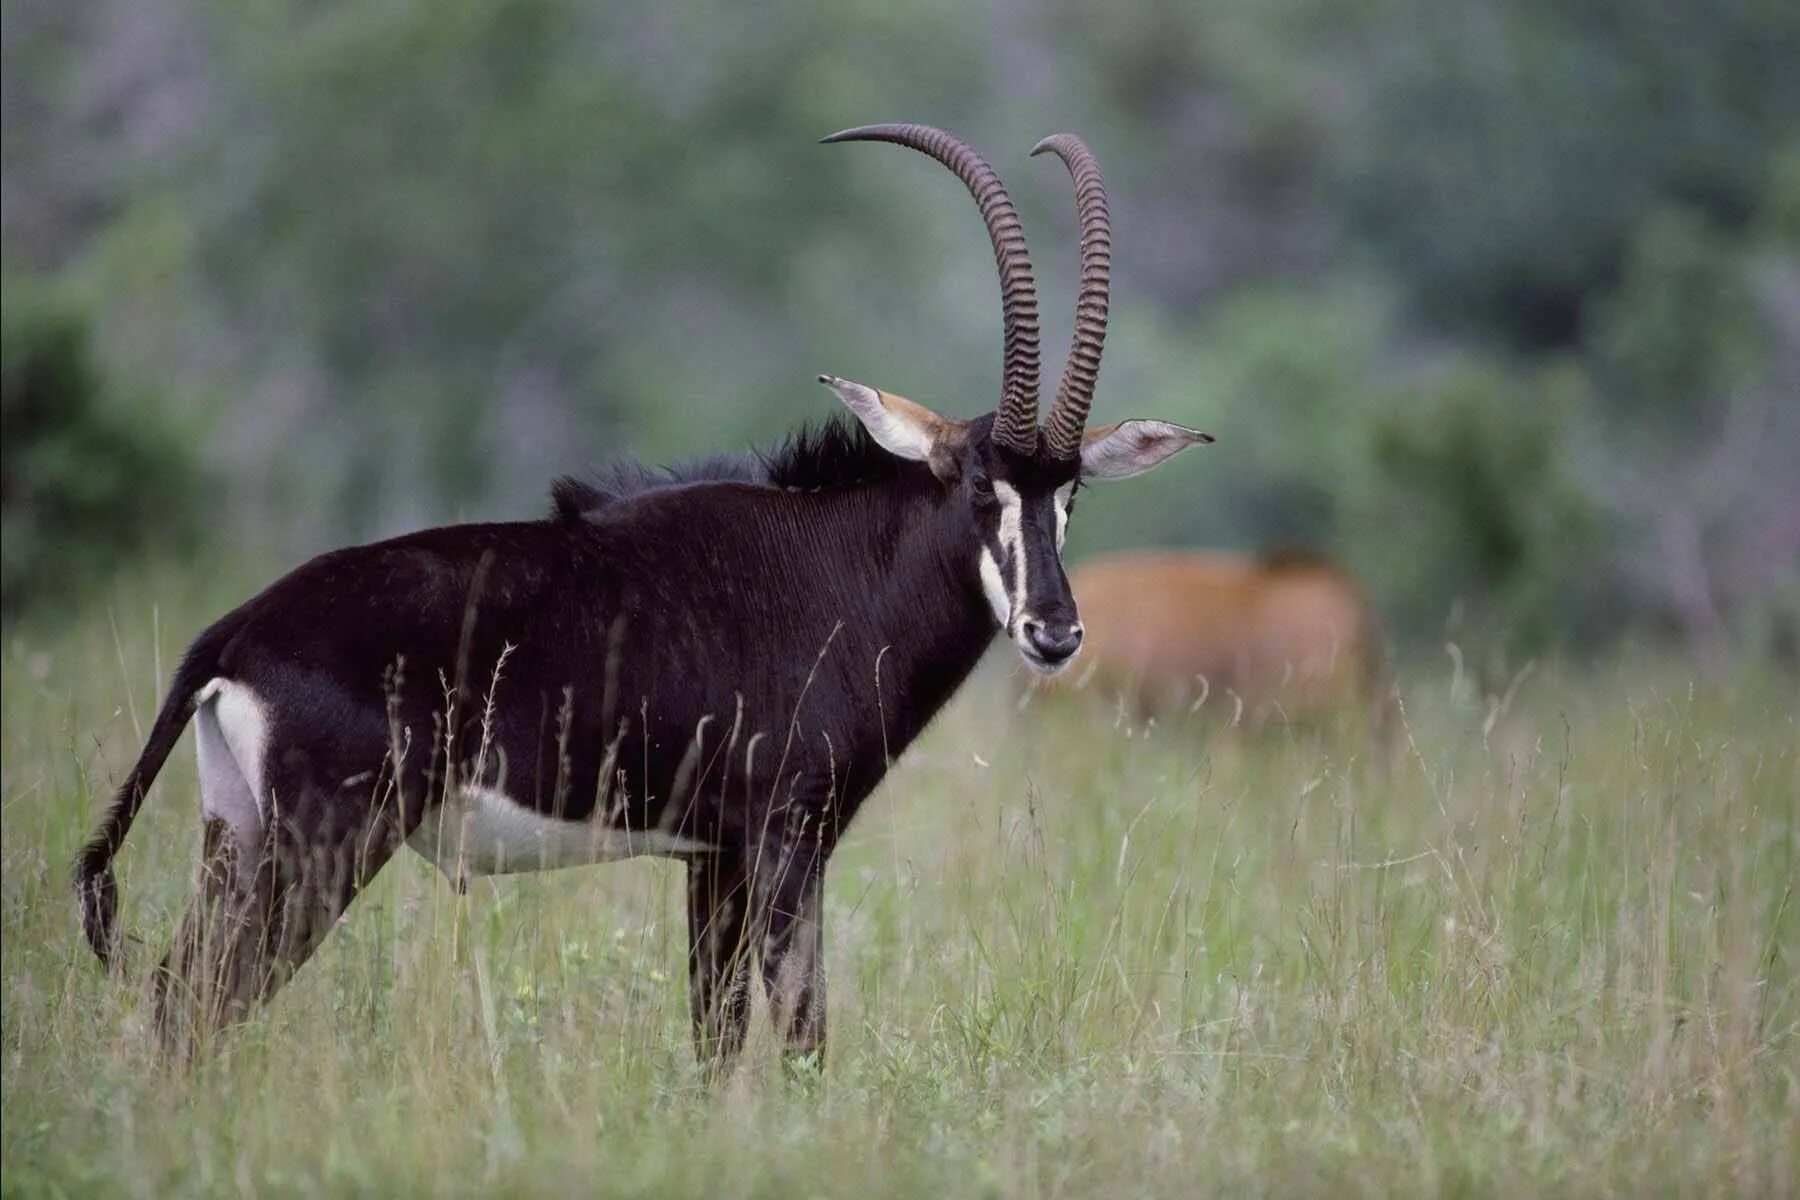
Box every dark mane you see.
[551,416,901,521]
[759,416,902,492]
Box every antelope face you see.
[968,443,1083,672]
[821,376,1210,674]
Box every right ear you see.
[819,375,966,478]
[1080,419,1214,480]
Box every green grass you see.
[3,586,1796,1198]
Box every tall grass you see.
[2,587,1795,1197]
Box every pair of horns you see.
[822,123,1110,461]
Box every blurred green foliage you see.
[1,278,206,617]
[2,0,1796,656]
[1334,0,1800,350]
[1358,364,1602,663]
[1589,206,1764,438]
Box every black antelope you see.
[1036,549,1391,730]
[74,124,1210,1068]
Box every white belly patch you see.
[406,786,711,880]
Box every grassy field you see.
[2,583,1796,1197]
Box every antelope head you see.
[821,124,1212,673]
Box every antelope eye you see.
[970,475,997,505]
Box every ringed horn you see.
[1031,133,1111,462]
[821,123,1043,456]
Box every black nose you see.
[1023,619,1084,664]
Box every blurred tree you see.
[1333,0,1800,350]
[1589,207,1762,437]
[1581,205,1797,661]
[181,0,1007,537]
[1,276,207,618]
[1350,362,1602,663]
[4,0,1797,658]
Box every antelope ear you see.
[819,375,966,475]
[1079,420,1214,480]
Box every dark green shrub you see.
[1350,363,1603,664]
[1,277,207,619]
[1335,0,1800,350]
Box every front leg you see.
[754,837,827,1062]
[686,850,753,1072]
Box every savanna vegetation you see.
[4,0,1798,1195]
[3,589,1796,1197]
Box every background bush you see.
[1,278,205,618]
[3,0,1797,657]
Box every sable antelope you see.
[1035,548,1389,729]
[72,124,1210,1068]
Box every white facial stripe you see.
[979,547,1010,628]
[993,481,1026,634]
[1053,482,1074,551]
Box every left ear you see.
[820,375,966,478]
[1080,420,1215,480]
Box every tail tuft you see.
[73,842,123,968]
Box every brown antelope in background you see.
[1033,548,1392,730]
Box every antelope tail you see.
[72,617,239,968]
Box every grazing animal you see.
[73,124,1211,1068]
[1034,548,1389,729]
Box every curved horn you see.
[1031,133,1111,462]
[823,123,1041,456]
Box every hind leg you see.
[153,687,273,1053]
[154,783,408,1055]
[153,816,271,1055]
[154,686,409,1055]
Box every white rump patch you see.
[194,678,269,851]
[407,786,712,880]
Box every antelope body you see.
[1043,549,1387,727]
[73,125,1211,1068]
